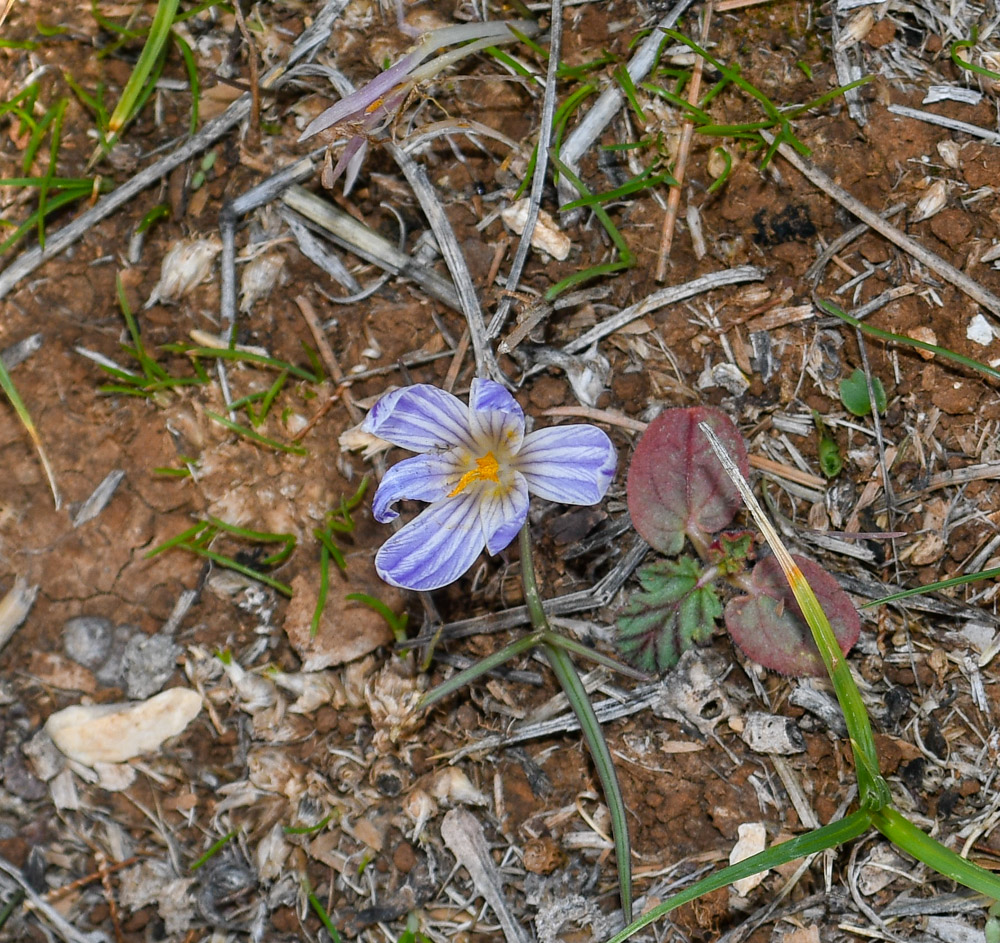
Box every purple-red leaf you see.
[627,407,749,555]
[724,554,861,677]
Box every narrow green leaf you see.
[606,809,873,943]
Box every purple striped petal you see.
[362,385,475,453]
[374,492,485,590]
[298,52,420,141]
[480,473,529,555]
[371,452,462,523]
[516,425,617,505]
[334,136,367,194]
[468,378,524,453]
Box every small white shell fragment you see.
[910,179,948,223]
[740,711,806,755]
[967,313,994,346]
[145,237,222,307]
[730,823,769,896]
[49,768,80,811]
[835,7,875,49]
[45,688,203,766]
[500,199,571,261]
[239,252,285,313]
[404,788,437,839]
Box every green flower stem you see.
[518,524,634,923]
[418,630,545,710]
[699,423,889,810]
[607,809,874,943]
[871,807,1000,900]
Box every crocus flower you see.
[363,379,617,591]
[299,20,537,193]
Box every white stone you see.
[45,688,202,766]
[967,313,995,346]
[730,822,768,896]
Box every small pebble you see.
[122,633,181,699]
[63,616,112,669]
[94,624,134,688]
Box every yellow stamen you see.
[448,451,500,497]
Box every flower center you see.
[448,451,500,497]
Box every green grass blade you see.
[163,344,321,382]
[37,98,68,248]
[345,592,408,642]
[543,638,633,922]
[306,882,343,943]
[192,547,293,595]
[204,516,296,564]
[872,807,1000,900]
[145,522,210,557]
[952,35,1000,83]
[107,0,180,135]
[189,830,237,871]
[547,155,635,299]
[0,355,61,508]
[543,631,650,681]
[310,544,331,637]
[206,410,308,455]
[559,166,678,211]
[418,631,546,709]
[606,809,873,943]
[863,565,1000,607]
[170,28,200,135]
[819,299,1000,382]
[0,188,89,254]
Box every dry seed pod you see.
[370,755,410,797]
[911,179,948,222]
[145,237,222,307]
[239,253,285,313]
[500,200,572,261]
[365,663,425,752]
[978,51,1000,96]
[403,788,436,838]
[936,140,961,169]
[835,8,875,49]
[256,822,292,884]
[430,767,488,806]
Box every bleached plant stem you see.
[769,133,1000,318]
[486,0,563,340]
[564,265,764,354]
[388,143,503,382]
[557,0,696,181]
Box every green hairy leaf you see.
[616,556,722,673]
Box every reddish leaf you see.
[627,407,749,555]
[724,554,861,677]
